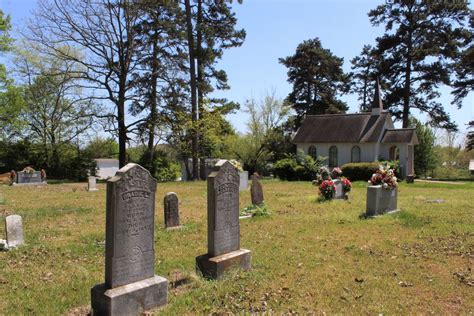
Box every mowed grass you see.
[0,180,473,314]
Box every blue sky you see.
[2,0,473,138]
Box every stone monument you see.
[196,160,251,279]
[239,171,249,191]
[4,215,24,248]
[250,173,264,205]
[164,192,182,229]
[333,179,344,199]
[88,176,98,191]
[91,163,167,315]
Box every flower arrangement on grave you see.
[319,179,336,200]
[313,166,331,185]
[229,159,243,172]
[21,166,35,175]
[342,177,352,193]
[368,164,398,190]
[312,166,353,200]
[331,167,343,179]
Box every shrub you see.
[341,162,380,181]
[273,151,326,181]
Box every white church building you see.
[292,80,418,178]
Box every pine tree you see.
[183,0,245,179]
[368,1,471,131]
[466,121,474,151]
[452,13,474,108]
[279,38,350,129]
[350,45,380,112]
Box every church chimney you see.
[371,77,383,116]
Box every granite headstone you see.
[196,160,251,279]
[5,215,24,248]
[164,192,181,229]
[333,179,344,199]
[88,176,98,191]
[250,173,264,205]
[91,163,167,315]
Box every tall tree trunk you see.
[197,0,204,114]
[403,32,413,129]
[196,0,204,178]
[185,0,199,180]
[118,92,127,168]
[147,35,159,176]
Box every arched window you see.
[351,146,361,163]
[308,146,317,159]
[389,146,400,161]
[329,146,338,167]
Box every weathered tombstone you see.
[87,176,98,191]
[91,163,167,315]
[333,179,344,199]
[250,173,264,205]
[239,171,249,191]
[5,215,24,248]
[196,160,251,279]
[164,192,182,229]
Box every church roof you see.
[381,128,419,144]
[293,112,391,143]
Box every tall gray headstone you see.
[5,215,24,248]
[164,192,181,229]
[196,160,251,279]
[88,176,98,191]
[250,173,264,205]
[91,163,167,315]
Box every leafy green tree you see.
[368,1,471,130]
[15,50,97,176]
[279,38,350,129]
[84,137,119,159]
[0,10,25,141]
[411,118,437,177]
[224,91,291,174]
[0,9,12,86]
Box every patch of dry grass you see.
[0,180,472,314]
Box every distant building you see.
[292,79,419,178]
[94,159,119,180]
[469,159,474,176]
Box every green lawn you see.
[0,180,473,314]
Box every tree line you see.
[0,1,472,181]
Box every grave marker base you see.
[12,182,47,186]
[196,249,251,280]
[91,275,167,316]
[165,225,185,231]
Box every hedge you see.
[341,162,380,181]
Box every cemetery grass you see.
[0,180,473,314]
